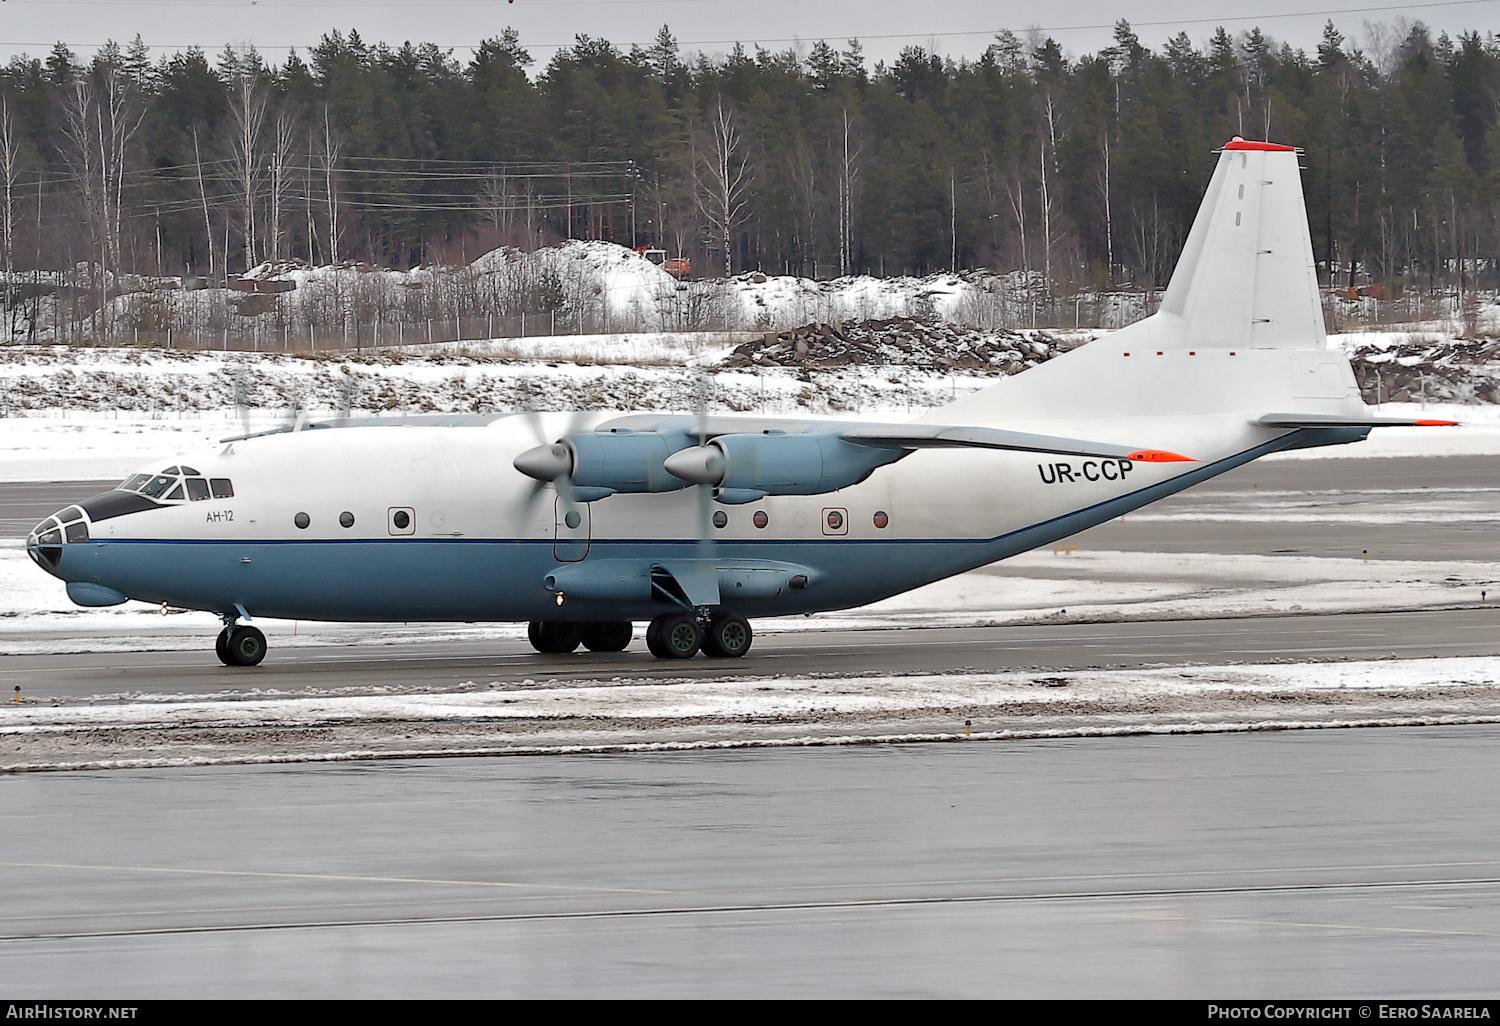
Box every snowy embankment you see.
[4,656,1499,772]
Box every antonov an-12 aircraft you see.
[28,139,1453,665]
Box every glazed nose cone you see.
[26,507,85,575]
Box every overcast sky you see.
[1,0,1496,69]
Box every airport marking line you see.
[0,860,668,896]
[3,876,1500,943]
[1139,913,1496,939]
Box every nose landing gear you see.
[215,615,267,667]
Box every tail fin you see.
[928,138,1356,429]
[1159,139,1325,350]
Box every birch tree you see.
[0,96,20,337]
[837,107,861,277]
[267,103,299,261]
[695,97,753,278]
[227,71,267,271]
[321,105,343,264]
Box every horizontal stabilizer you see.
[1258,414,1459,428]
[839,424,1193,462]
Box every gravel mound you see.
[727,317,1079,373]
[1350,337,1500,404]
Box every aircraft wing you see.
[838,424,1192,462]
[1257,413,1459,428]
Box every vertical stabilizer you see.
[927,138,1360,428]
[1159,139,1325,350]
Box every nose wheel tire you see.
[646,613,702,659]
[703,614,752,658]
[581,621,633,652]
[223,625,267,667]
[528,620,582,654]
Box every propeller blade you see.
[233,365,251,438]
[693,368,715,567]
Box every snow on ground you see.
[6,655,1499,772]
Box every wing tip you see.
[1127,450,1196,463]
[1414,419,1461,427]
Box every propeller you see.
[691,366,716,567]
[506,378,592,535]
[232,365,251,439]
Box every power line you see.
[4,0,1498,54]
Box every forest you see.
[1,16,1499,316]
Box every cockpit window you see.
[139,475,175,499]
[56,506,83,524]
[210,478,234,499]
[162,466,180,475]
[163,483,184,501]
[179,466,201,476]
[64,521,88,544]
[119,474,150,492]
[185,478,210,501]
[38,527,61,546]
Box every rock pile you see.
[1350,337,1500,404]
[727,317,1075,373]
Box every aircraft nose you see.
[26,506,90,574]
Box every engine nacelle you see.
[567,430,695,493]
[663,432,905,500]
[514,429,695,496]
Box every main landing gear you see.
[528,613,752,660]
[528,620,634,654]
[215,615,267,667]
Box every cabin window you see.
[294,512,310,529]
[388,507,415,535]
[139,475,175,499]
[64,522,89,544]
[163,484,184,501]
[873,511,889,529]
[712,511,728,529]
[210,479,234,498]
[339,512,355,528]
[185,478,210,501]
[753,511,768,529]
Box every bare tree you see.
[837,107,861,277]
[267,102,299,262]
[1004,163,1030,285]
[695,97,753,278]
[478,171,514,241]
[192,125,215,281]
[0,95,20,337]
[226,71,267,271]
[320,105,343,264]
[58,65,142,338]
[1097,132,1114,285]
